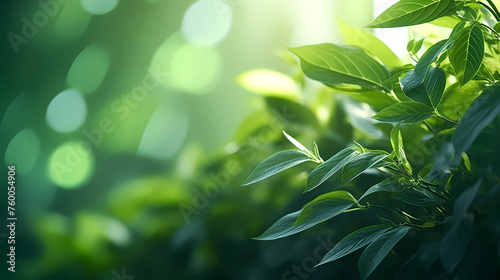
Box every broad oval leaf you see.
[306,147,360,192]
[342,152,389,184]
[337,19,402,69]
[372,101,434,123]
[358,226,411,280]
[253,210,311,240]
[367,0,456,28]
[295,190,357,225]
[317,225,390,266]
[452,85,500,164]
[401,67,446,109]
[449,25,484,85]
[359,176,406,201]
[243,150,311,186]
[289,44,390,88]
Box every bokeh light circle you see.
[4,128,41,175]
[48,141,95,188]
[46,89,87,133]
[181,0,233,47]
[67,43,110,94]
[80,0,119,15]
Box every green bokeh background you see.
[0,1,410,279]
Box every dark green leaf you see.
[306,147,360,192]
[395,188,445,206]
[317,225,390,266]
[367,0,456,28]
[359,176,406,201]
[253,210,311,240]
[439,213,474,272]
[400,67,446,109]
[295,190,357,225]
[359,226,411,280]
[289,44,390,88]
[342,152,389,183]
[449,25,484,85]
[243,150,311,185]
[453,178,481,216]
[372,102,434,123]
[452,85,500,164]
[415,39,455,77]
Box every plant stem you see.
[435,110,458,125]
[423,121,437,135]
[480,2,500,21]
[480,23,500,38]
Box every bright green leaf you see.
[452,85,500,164]
[289,44,390,88]
[243,150,311,186]
[306,147,360,192]
[236,69,299,100]
[342,152,389,184]
[390,124,413,174]
[366,0,456,28]
[317,225,390,266]
[359,226,410,280]
[337,19,402,69]
[449,25,484,85]
[295,190,357,225]
[414,39,455,77]
[283,131,314,157]
[372,102,434,123]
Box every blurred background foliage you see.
[3,0,497,279]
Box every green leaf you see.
[414,39,455,77]
[400,67,446,109]
[243,150,311,185]
[390,124,413,174]
[395,188,445,206]
[253,210,312,240]
[317,225,390,266]
[359,176,406,201]
[342,152,389,184]
[283,131,314,158]
[337,19,402,69]
[295,190,357,225]
[449,25,484,85]
[372,102,434,123]
[289,44,390,88]
[452,85,500,164]
[453,178,481,216]
[359,226,410,280]
[439,213,474,272]
[366,0,456,28]
[306,147,360,192]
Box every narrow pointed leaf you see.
[439,213,474,272]
[359,226,411,280]
[306,147,360,192]
[295,190,357,225]
[415,39,455,77]
[243,150,311,185]
[289,44,390,88]
[283,131,313,156]
[367,0,456,28]
[452,85,500,164]
[359,176,406,201]
[449,25,484,85]
[253,210,312,240]
[342,152,389,183]
[372,102,434,123]
[317,225,390,266]
[395,188,445,206]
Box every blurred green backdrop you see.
[0,0,415,279]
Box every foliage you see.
[244,0,500,279]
